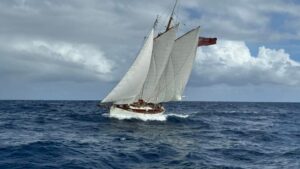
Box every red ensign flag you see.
[198,37,217,46]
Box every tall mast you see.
[166,0,178,31]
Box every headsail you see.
[102,29,154,104]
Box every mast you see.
[139,18,159,100]
[153,15,159,29]
[166,0,178,31]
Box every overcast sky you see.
[1,0,300,102]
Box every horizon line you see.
[0,99,299,104]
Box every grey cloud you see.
[0,39,114,82]
[180,0,300,41]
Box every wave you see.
[166,113,189,119]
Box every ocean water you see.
[0,101,299,169]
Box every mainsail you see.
[171,27,200,101]
[153,27,200,102]
[102,29,154,104]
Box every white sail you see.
[154,27,200,102]
[102,29,154,104]
[140,26,178,103]
[172,27,200,100]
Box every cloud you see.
[0,39,114,82]
[179,0,300,42]
[14,40,113,74]
[194,40,300,86]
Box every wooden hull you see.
[109,105,165,121]
[115,104,164,114]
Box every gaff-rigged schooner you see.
[101,1,216,119]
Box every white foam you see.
[110,112,167,121]
[166,113,189,119]
[104,107,189,121]
[109,113,189,122]
[102,113,109,118]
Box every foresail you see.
[140,26,178,103]
[154,27,200,102]
[101,29,154,104]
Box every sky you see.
[1,0,300,102]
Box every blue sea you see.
[0,101,299,169]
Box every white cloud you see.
[14,40,113,74]
[0,39,114,82]
[194,40,300,86]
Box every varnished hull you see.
[109,105,165,121]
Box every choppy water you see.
[0,101,299,169]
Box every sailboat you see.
[101,1,216,120]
